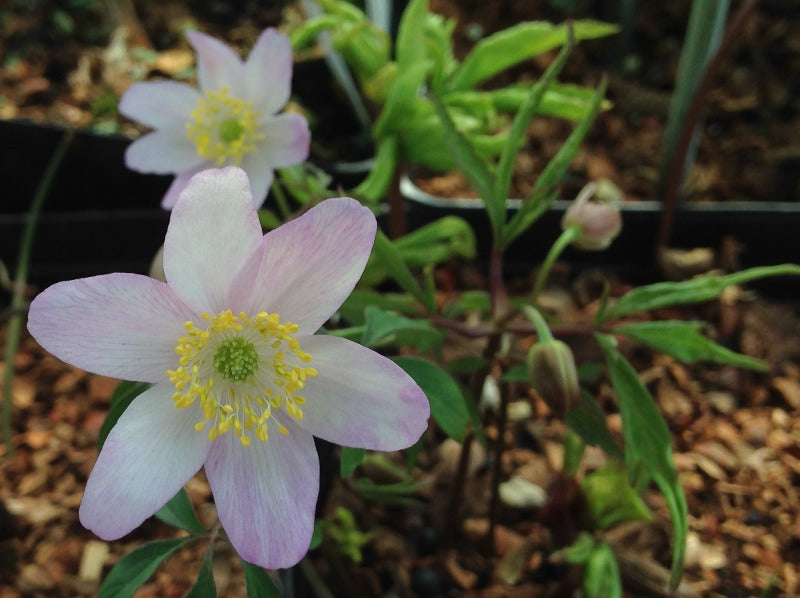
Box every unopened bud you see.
[561,179,623,251]
[526,338,580,415]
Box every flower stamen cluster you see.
[167,309,316,447]
[186,87,264,166]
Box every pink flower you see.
[119,28,310,209]
[28,167,429,569]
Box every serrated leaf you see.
[599,264,800,322]
[242,561,283,598]
[155,488,205,534]
[361,306,440,351]
[393,356,468,441]
[596,333,687,587]
[99,381,151,449]
[447,20,618,91]
[99,537,194,598]
[340,447,366,478]
[186,548,216,598]
[614,320,765,371]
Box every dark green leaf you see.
[257,209,282,230]
[155,488,205,534]
[584,543,622,598]
[596,333,687,587]
[361,306,440,351]
[309,521,323,550]
[353,478,430,506]
[371,231,433,310]
[600,264,800,321]
[566,392,623,461]
[338,291,419,326]
[242,561,283,598]
[443,290,490,318]
[186,548,216,598]
[446,356,488,376]
[99,537,194,598]
[393,356,468,441]
[501,363,529,382]
[340,447,366,478]
[614,320,765,371]
[99,381,151,448]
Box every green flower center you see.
[213,337,258,382]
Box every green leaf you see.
[99,537,195,598]
[447,20,618,91]
[338,290,419,325]
[242,561,283,598]
[443,290,490,318]
[600,264,800,321]
[257,209,282,230]
[584,543,622,598]
[352,136,398,204]
[581,461,654,529]
[446,356,488,376]
[340,447,366,478]
[488,82,612,121]
[99,381,151,448]
[352,478,431,506]
[186,548,216,598]
[393,356,468,441]
[614,320,765,371]
[373,61,430,137]
[395,0,428,70]
[371,231,434,310]
[566,393,623,461]
[501,363,529,382]
[155,488,205,534]
[309,521,323,550]
[596,333,687,587]
[361,306,441,351]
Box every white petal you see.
[205,419,318,569]
[119,81,200,129]
[187,31,246,95]
[124,128,204,175]
[27,274,194,382]
[295,335,429,450]
[160,164,209,210]
[259,114,310,168]
[245,28,292,114]
[79,384,209,539]
[240,152,275,209]
[163,167,264,314]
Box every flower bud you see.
[526,338,580,415]
[561,179,623,251]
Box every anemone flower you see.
[119,28,310,209]
[27,167,429,569]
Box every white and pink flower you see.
[120,28,309,209]
[28,167,429,569]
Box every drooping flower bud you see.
[561,179,623,251]
[526,338,580,415]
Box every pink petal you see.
[187,31,245,95]
[295,335,429,450]
[119,81,200,129]
[124,128,204,175]
[161,163,209,210]
[259,113,311,168]
[163,167,264,314]
[238,197,376,334]
[79,384,209,539]
[239,151,275,209]
[245,28,292,115]
[205,419,318,569]
[27,274,194,382]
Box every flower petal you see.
[124,128,204,175]
[160,163,209,210]
[27,273,194,382]
[79,384,209,539]
[259,113,310,168]
[295,335,429,450]
[245,28,292,115]
[187,31,245,95]
[239,151,274,210]
[163,167,264,314]
[205,419,318,569]
[239,197,376,334]
[119,81,200,129]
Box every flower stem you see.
[531,225,580,301]
[3,130,73,456]
[271,177,293,220]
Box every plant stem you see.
[387,157,406,239]
[3,131,73,456]
[531,225,580,301]
[271,177,293,220]
[486,379,511,551]
[489,247,509,318]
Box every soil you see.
[2,1,800,597]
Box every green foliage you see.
[186,548,216,598]
[155,488,205,534]
[361,306,441,352]
[566,393,623,461]
[581,461,654,529]
[320,507,373,562]
[352,478,431,506]
[99,537,195,598]
[560,533,622,598]
[241,561,283,598]
[98,381,151,449]
[370,230,434,310]
[340,446,366,478]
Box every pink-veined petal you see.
[239,151,275,209]
[245,28,293,114]
[163,167,264,314]
[79,384,209,539]
[205,419,318,569]
[258,113,310,168]
[239,197,376,334]
[295,335,429,450]
[119,81,200,129]
[27,273,194,382]
[160,163,209,210]
[124,128,204,175]
[187,31,245,95]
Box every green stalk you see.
[3,131,73,456]
[531,225,580,301]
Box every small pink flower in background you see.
[120,28,310,209]
[27,167,429,569]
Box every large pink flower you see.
[27,167,429,569]
[119,28,310,209]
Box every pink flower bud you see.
[526,338,580,415]
[561,179,623,251]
